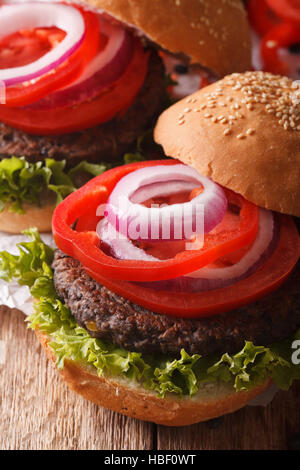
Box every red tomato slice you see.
[247,0,281,36]
[261,22,300,75]
[0,27,66,69]
[0,39,149,134]
[52,160,259,282]
[0,7,100,107]
[84,215,300,318]
[265,0,300,24]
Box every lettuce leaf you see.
[1,229,299,397]
[0,157,107,213]
[124,128,163,165]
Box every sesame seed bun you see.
[82,0,252,77]
[36,328,271,426]
[154,72,300,217]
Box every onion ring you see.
[0,2,85,86]
[99,209,277,292]
[26,17,134,110]
[105,164,227,242]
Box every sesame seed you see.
[222,72,300,132]
[237,134,246,140]
[224,128,231,136]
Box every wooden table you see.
[1,306,299,450]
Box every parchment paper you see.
[0,231,55,315]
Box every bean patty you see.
[52,250,300,357]
[0,51,166,168]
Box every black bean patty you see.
[0,51,166,168]
[52,250,300,357]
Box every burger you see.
[0,0,252,234]
[2,70,299,427]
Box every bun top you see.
[154,72,300,217]
[83,0,252,77]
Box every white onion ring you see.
[99,219,158,262]
[130,180,200,205]
[184,208,275,283]
[27,17,133,110]
[98,209,277,292]
[105,165,227,242]
[0,3,85,85]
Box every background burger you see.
[0,0,252,234]
[1,70,299,426]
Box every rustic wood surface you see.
[0,305,299,450]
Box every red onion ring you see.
[27,17,134,110]
[99,219,158,262]
[105,165,227,242]
[98,209,277,292]
[130,180,199,204]
[0,3,85,86]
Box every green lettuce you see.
[0,157,107,213]
[1,229,299,397]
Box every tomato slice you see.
[247,0,281,36]
[1,7,100,107]
[84,215,300,318]
[261,22,300,75]
[52,160,259,282]
[0,27,66,69]
[265,0,300,24]
[0,39,149,134]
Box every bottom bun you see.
[0,202,54,233]
[36,330,272,426]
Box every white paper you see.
[0,231,55,315]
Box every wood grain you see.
[0,305,299,450]
[0,306,154,450]
[157,384,300,450]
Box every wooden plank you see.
[0,306,154,450]
[1,305,299,450]
[157,382,300,450]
